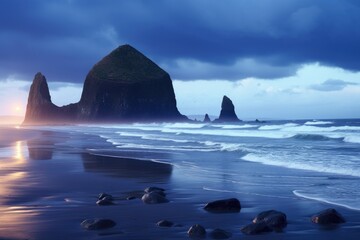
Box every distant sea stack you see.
[23,45,187,124]
[214,95,241,123]
[203,114,211,123]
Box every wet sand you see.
[0,127,359,239]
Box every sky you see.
[0,0,359,120]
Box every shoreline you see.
[0,126,359,239]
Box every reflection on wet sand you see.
[0,140,34,239]
[26,131,70,160]
[27,138,54,160]
[0,141,27,200]
[82,153,173,181]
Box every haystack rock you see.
[214,95,240,123]
[23,45,187,124]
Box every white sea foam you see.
[141,135,191,143]
[284,125,360,132]
[115,143,215,152]
[161,128,294,139]
[203,187,294,199]
[163,123,207,129]
[293,190,360,211]
[241,153,360,177]
[304,120,334,125]
[258,123,299,130]
[343,135,360,144]
[213,124,259,129]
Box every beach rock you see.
[253,210,287,231]
[144,186,165,193]
[203,114,211,123]
[96,198,114,206]
[126,196,137,200]
[311,208,346,224]
[210,228,232,239]
[204,198,241,213]
[98,193,114,201]
[214,96,240,123]
[144,187,166,197]
[241,222,272,235]
[141,192,169,204]
[81,219,116,230]
[188,224,206,239]
[23,45,187,125]
[156,220,174,227]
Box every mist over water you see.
[42,119,360,211]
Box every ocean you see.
[36,118,360,212]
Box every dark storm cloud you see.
[0,0,359,82]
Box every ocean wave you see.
[258,123,299,130]
[213,124,259,129]
[203,187,294,199]
[142,135,192,143]
[283,125,360,132]
[241,153,360,177]
[293,190,360,211]
[343,136,360,144]
[163,123,207,129]
[304,120,334,125]
[292,134,337,141]
[161,128,294,139]
[201,141,247,152]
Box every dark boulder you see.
[209,228,232,239]
[98,193,114,201]
[214,96,240,123]
[240,222,272,235]
[241,210,287,235]
[144,186,166,197]
[96,199,114,206]
[144,186,165,193]
[204,198,241,213]
[203,114,211,123]
[311,208,345,224]
[253,210,287,231]
[156,220,174,227]
[141,191,169,204]
[188,224,206,239]
[81,219,116,230]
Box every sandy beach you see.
[0,125,359,240]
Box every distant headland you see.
[23,45,241,125]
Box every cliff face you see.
[23,45,186,124]
[214,95,241,123]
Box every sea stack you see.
[77,45,185,122]
[203,114,211,123]
[23,73,60,124]
[23,45,186,124]
[214,95,240,123]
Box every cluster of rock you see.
[22,43,249,125]
[81,191,347,238]
[141,187,169,204]
[23,45,187,125]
